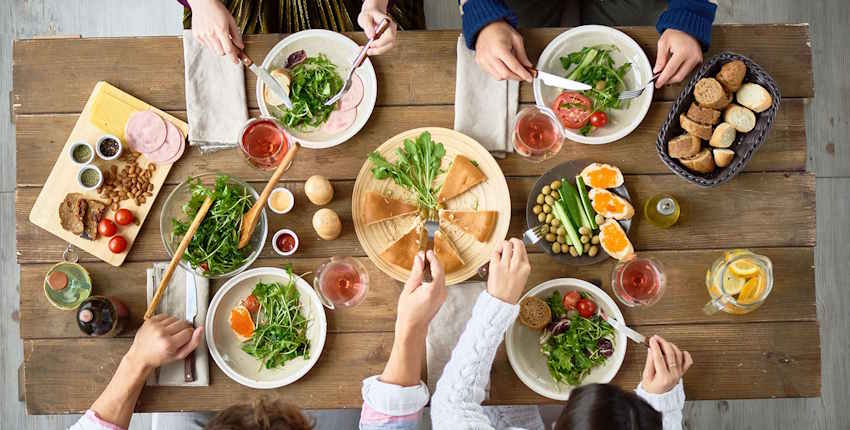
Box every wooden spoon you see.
[145,195,214,320]
[238,142,299,249]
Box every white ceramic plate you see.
[257,30,377,149]
[533,25,653,145]
[205,267,327,389]
[505,278,627,400]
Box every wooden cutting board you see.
[352,127,511,285]
[29,82,188,267]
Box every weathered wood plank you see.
[22,321,820,414]
[14,172,817,264]
[18,248,815,340]
[11,25,813,115]
[14,99,808,186]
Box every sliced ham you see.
[124,111,166,153]
[145,121,185,164]
[337,74,363,112]
[321,107,357,134]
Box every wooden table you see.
[13,25,818,414]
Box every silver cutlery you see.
[529,68,592,91]
[619,73,660,100]
[325,17,391,107]
[239,52,293,109]
[184,272,198,382]
[599,309,647,348]
[523,224,545,246]
[422,211,440,282]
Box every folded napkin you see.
[426,281,487,393]
[145,263,210,386]
[183,29,249,153]
[454,35,519,157]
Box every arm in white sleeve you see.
[635,380,685,430]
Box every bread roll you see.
[713,149,735,167]
[723,104,756,132]
[716,60,747,92]
[736,83,772,113]
[680,114,713,140]
[680,148,716,173]
[709,122,737,148]
[687,102,721,125]
[694,78,730,109]
[518,296,551,330]
[668,133,702,158]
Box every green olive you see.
[533,205,542,215]
[551,180,562,190]
[545,233,556,242]
[588,245,599,257]
[550,190,559,198]
[552,242,561,254]
[540,224,550,234]
[595,214,605,225]
[557,235,566,244]
[538,212,546,222]
[546,213,554,223]
[550,218,560,227]
[541,185,551,195]
[544,195,555,205]
[591,235,600,244]
[557,227,566,236]
[537,194,545,205]
[543,204,552,214]
[580,235,590,244]
[578,226,591,236]
[569,246,578,257]
[550,218,559,227]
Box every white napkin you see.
[426,281,487,393]
[454,35,519,157]
[182,29,249,153]
[145,263,210,386]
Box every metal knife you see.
[599,310,647,348]
[530,68,592,91]
[184,272,198,382]
[239,52,293,109]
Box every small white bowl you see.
[76,165,103,190]
[95,134,123,161]
[267,187,295,214]
[69,141,95,165]
[271,229,299,256]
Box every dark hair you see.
[205,397,314,430]
[555,384,662,430]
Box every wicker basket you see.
[656,52,781,187]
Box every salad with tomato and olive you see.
[552,45,631,136]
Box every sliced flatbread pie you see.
[437,155,487,203]
[434,230,464,273]
[380,223,422,270]
[363,191,419,225]
[439,210,497,242]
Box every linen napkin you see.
[454,35,519,158]
[145,263,210,386]
[183,29,249,153]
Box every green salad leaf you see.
[277,54,343,130]
[368,131,446,210]
[559,45,631,115]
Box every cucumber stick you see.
[553,201,583,255]
[559,180,591,231]
[575,176,597,230]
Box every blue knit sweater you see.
[459,0,717,50]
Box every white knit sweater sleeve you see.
[430,291,520,430]
[635,380,686,430]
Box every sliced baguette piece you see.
[680,148,716,173]
[709,122,737,148]
[518,296,551,330]
[687,102,721,125]
[694,78,728,109]
[736,83,772,113]
[716,60,747,92]
[667,133,702,158]
[713,148,735,167]
[723,104,756,132]
[680,114,713,140]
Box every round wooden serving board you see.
[352,127,511,285]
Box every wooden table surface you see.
[13,25,817,414]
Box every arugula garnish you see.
[368,131,446,210]
[276,54,343,130]
[559,45,631,112]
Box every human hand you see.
[474,21,534,82]
[358,0,397,55]
[395,251,447,339]
[191,0,244,64]
[487,238,531,304]
[653,29,702,88]
[640,335,693,394]
[126,314,203,370]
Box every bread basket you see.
[656,52,781,187]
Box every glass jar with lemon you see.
[703,249,773,315]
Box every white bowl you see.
[95,134,123,161]
[271,229,299,256]
[257,30,377,149]
[533,25,653,145]
[205,267,327,389]
[505,278,627,400]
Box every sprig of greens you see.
[560,45,631,114]
[241,267,311,370]
[368,131,446,210]
[172,175,253,277]
[276,54,343,130]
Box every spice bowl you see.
[95,134,123,161]
[268,187,295,214]
[77,165,103,190]
[69,141,95,165]
[272,229,299,256]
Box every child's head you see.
[555,383,661,430]
[205,397,313,430]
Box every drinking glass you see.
[239,117,289,170]
[313,256,369,309]
[611,255,665,307]
[512,105,565,162]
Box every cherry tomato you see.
[589,111,608,128]
[108,235,127,253]
[97,219,117,237]
[200,262,209,272]
[577,299,597,318]
[562,291,581,310]
[241,294,260,314]
[114,208,134,226]
[552,92,593,129]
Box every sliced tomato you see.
[241,294,260,314]
[562,291,581,310]
[552,92,593,129]
[577,299,597,318]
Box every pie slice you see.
[380,223,422,270]
[363,191,419,225]
[439,210,497,242]
[434,230,464,273]
[437,155,487,203]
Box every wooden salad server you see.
[145,195,214,320]
[238,142,299,249]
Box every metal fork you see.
[324,18,391,107]
[619,73,660,100]
[422,211,440,282]
[523,224,545,245]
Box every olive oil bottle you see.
[644,194,680,228]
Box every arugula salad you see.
[277,53,344,130]
[368,131,446,210]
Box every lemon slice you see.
[724,249,749,262]
[737,276,765,304]
[722,272,747,295]
[729,258,760,277]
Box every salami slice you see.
[124,111,167,153]
[145,121,185,164]
[321,107,357,134]
[337,74,363,112]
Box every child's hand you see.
[474,21,534,82]
[127,314,203,369]
[395,251,447,339]
[653,29,703,88]
[486,239,531,304]
[641,335,693,394]
[358,0,397,55]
